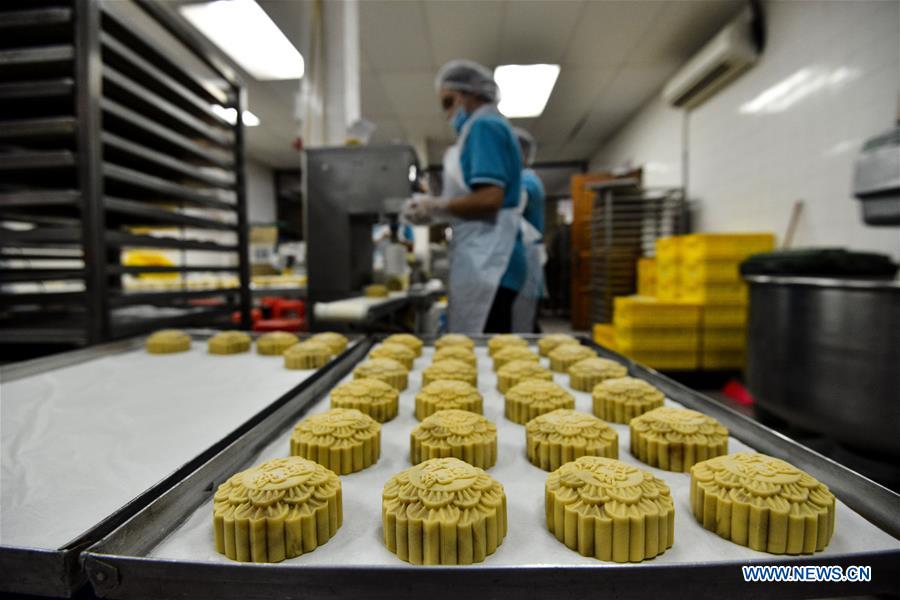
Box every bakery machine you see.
[304,144,420,329]
[744,125,900,475]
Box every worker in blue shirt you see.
[402,60,525,334]
[511,127,546,333]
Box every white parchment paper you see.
[149,346,899,567]
[0,341,330,549]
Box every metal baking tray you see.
[81,336,899,599]
[0,331,363,597]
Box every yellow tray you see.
[680,280,748,304]
[618,347,698,370]
[700,350,745,370]
[613,296,700,328]
[680,233,775,262]
[700,305,748,327]
[701,328,747,351]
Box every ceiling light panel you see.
[180,0,304,81]
[494,64,561,118]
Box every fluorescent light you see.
[180,0,304,80]
[212,104,260,127]
[494,64,560,118]
[739,66,858,114]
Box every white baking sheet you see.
[0,339,337,549]
[149,346,899,567]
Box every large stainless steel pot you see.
[746,275,900,458]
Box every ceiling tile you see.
[360,1,433,70]
[379,70,443,118]
[562,1,667,66]
[499,1,584,64]
[425,0,505,67]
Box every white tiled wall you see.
[590,0,900,261]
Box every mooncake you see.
[330,378,399,422]
[630,406,728,471]
[382,458,507,565]
[213,457,341,562]
[538,333,579,357]
[505,380,575,424]
[308,332,348,355]
[422,358,477,387]
[207,330,251,355]
[492,345,539,371]
[432,345,477,367]
[256,331,299,356]
[284,340,331,370]
[487,333,528,357]
[496,359,552,393]
[690,452,836,554]
[384,333,423,357]
[411,409,497,469]
[290,408,380,474]
[548,343,596,372]
[592,377,664,423]
[545,456,674,562]
[434,333,475,351]
[353,357,408,391]
[146,329,191,354]
[364,284,389,297]
[369,342,416,369]
[526,409,618,471]
[567,357,627,392]
[415,380,483,420]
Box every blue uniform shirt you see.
[521,168,545,239]
[460,114,526,291]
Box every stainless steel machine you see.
[745,126,900,461]
[303,144,420,329]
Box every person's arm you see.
[447,184,504,218]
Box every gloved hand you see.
[400,194,451,225]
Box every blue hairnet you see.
[434,59,499,103]
[514,127,537,166]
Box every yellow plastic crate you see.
[701,327,747,351]
[656,281,681,300]
[700,304,748,327]
[655,235,683,263]
[680,260,742,284]
[613,296,700,328]
[680,280,748,304]
[592,323,617,350]
[656,261,680,284]
[615,327,699,351]
[701,350,745,370]
[680,233,775,262]
[637,258,657,296]
[618,345,699,370]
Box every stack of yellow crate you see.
[636,258,657,296]
[655,237,682,300]
[612,296,701,370]
[675,233,775,369]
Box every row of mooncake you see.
[212,333,836,566]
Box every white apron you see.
[443,105,521,333]
[511,186,543,332]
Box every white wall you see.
[245,159,276,224]
[591,94,684,188]
[590,0,900,260]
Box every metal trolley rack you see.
[0,332,370,597]
[79,337,899,600]
[0,0,251,352]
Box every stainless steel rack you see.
[0,0,251,352]
[588,180,686,323]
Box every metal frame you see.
[0,333,369,597]
[80,336,899,600]
[1,0,252,346]
[588,180,686,323]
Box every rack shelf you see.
[1,0,250,353]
